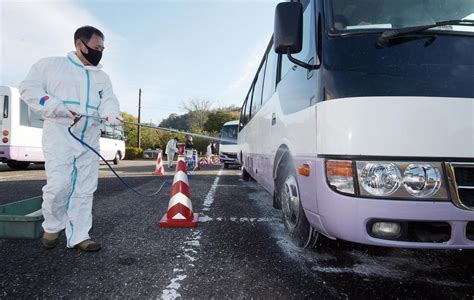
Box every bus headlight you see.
[326,160,448,200]
[403,164,441,197]
[357,162,401,196]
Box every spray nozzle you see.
[70,113,84,128]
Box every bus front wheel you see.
[241,167,250,181]
[7,161,30,170]
[113,152,121,165]
[277,160,319,248]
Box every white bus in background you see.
[219,120,240,169]
[0,86,125,170]
[238,0,474,249]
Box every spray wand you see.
[68,114,168,198]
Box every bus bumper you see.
[220,153,240,165]
[0,145,12,162]
[303,158,474,249]
[0,145,44,163]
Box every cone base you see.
[159,213,199,228]
[152,171,167,176]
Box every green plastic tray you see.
[0,196,43,239]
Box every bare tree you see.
[180,98,213,113]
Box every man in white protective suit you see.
[165,137,179,169]
[19,26,122,252]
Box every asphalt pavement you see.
[0,160,473,299]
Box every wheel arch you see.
[273,144,293,181]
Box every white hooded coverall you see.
[19,52,120,248]
[165,139,178,168]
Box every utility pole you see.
[137,88,142,149]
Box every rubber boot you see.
[42,231,60,249]
[74,239,102,252]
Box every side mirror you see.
[274,2,319,70]
[274,2,303,55]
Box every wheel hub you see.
[281,175,300,229]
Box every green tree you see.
[203,111,239,133]
[121,112,138,147]
[121,112,163,149]
[159,113,190,131]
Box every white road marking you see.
[184,240,200,247]
[161,275,187,300]
[202,169,222,211]
[161,168,222,299]
[0,174,25,181]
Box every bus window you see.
[106,126,114,139]
[251,57,266,117]
[239,99,247,130]
[100,123,124,140]
[262,43,278,104]
[30,110,43,128]
[244,88,252,124]
[2,96,8,119]
[328,0,474,33]
[113,129,124,140]
[280,1,313,79]
[221,124,238,145]
[20,100,29,126]
[19,99,44,128]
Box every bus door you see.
[273,0,319,162]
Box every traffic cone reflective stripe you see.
[167,192,192,211]
[170,181,191,200]
[153,150,166,175]
[173,170,189,185]
[160,154,198,228]
[167,202,193,220]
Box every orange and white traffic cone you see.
[152,150,167,175]
[160,157,198,228]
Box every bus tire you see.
[272,192,282,210]
[241,167,250,181]
[113,152,121,165]
[7,161,30,170]
[276,159,318,248]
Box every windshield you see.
[101,124,124,140]
[220,124,238,145]
[327,0,474,34]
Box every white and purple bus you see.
[0,86,125,169]
[238,0,474,249]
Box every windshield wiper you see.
[377,19,474,47]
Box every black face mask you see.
[80,40,102,66]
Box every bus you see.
[219,120,240,168]
[0,86,125,169]
[238,0,474,249]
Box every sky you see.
[0,0,279,124]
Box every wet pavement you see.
[0,161,473,298]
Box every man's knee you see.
[43,176,71,199]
